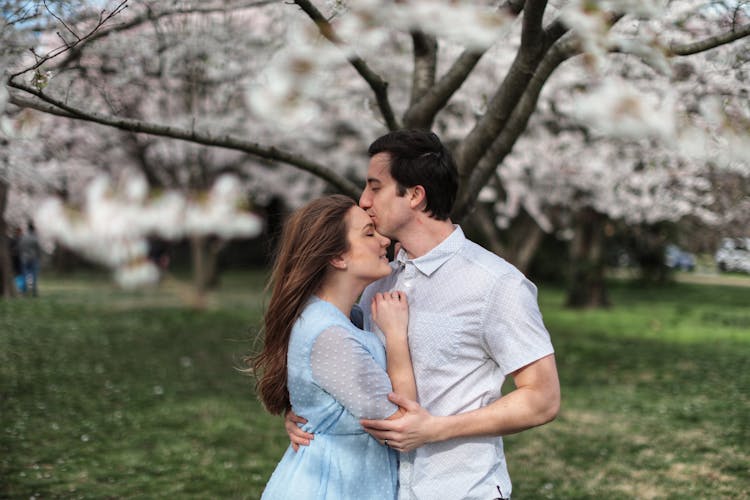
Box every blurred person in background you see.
[9,226,25,294]
[19,222,41,297]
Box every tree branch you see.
[402,48,485,130]
[9,1,128,80]
[453,0,549,179]
[503,0,526,16]
[519,0,547,47]
[43,0,82,42]
[454,20,750,220]
[669,23,750,56]
[293,0,400,131]
[543,17,569,49]
[402,0,534,130]
[5,1,42,26]
[453,34,579,221]
[409,30,438,108]
[56,1,277,69]
[7,89,361,198]
[473,201,507,256]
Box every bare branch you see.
[5,1,41,26]
[669,23,750,56]
[56,1,278,68]
[9,1,128,80]
[43,0,81,41]
[293,0,400,131]
[7,88,361,198]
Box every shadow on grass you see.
[507,280,749,498]
[1,276,748,498]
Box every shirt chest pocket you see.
[408,312,464,366]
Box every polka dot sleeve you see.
[311,326,398,420]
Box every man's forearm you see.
[429,355,560,443]
[430,385,559,443]
[361,355,559,452]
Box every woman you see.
[251,195,415,499]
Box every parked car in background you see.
[715,237,750,273]
[665,244,695,271]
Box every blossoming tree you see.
[1,1,269,297]
[2,0,749,305]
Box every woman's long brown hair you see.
[250,195,355,415]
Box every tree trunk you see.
[0,181,16,298]
[505,210,545,275]
[190,236,209,307]
[471,204,506,256]
[189,236,226,307]
[566,208,609,309]
[469,205,545,275]
[627,224,671,284]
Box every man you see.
[286,129,560,499]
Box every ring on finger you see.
[384,439,389,446]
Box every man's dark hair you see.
[368,129,458,220]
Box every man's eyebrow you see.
[366,178,381,184]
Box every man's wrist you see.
[430,415,452,443]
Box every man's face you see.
[359,152,412,240]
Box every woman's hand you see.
[374,291,417,405]
[371,291,409,339]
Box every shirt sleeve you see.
[481,274,555,376]
[310,325,399,420]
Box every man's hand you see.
[360,393,438,453]
[284,409,313,452]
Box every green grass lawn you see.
[1,273,748,499]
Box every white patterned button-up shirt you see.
[360,226,554,500]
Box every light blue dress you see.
[261,297,399,500]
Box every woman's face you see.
[340,206,392,282]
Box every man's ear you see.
[409,185,427,210]
[330,255,348,270]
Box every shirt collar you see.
[395,226,465,276]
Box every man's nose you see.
[359,190,371,208]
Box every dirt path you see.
[674,272,750,288]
